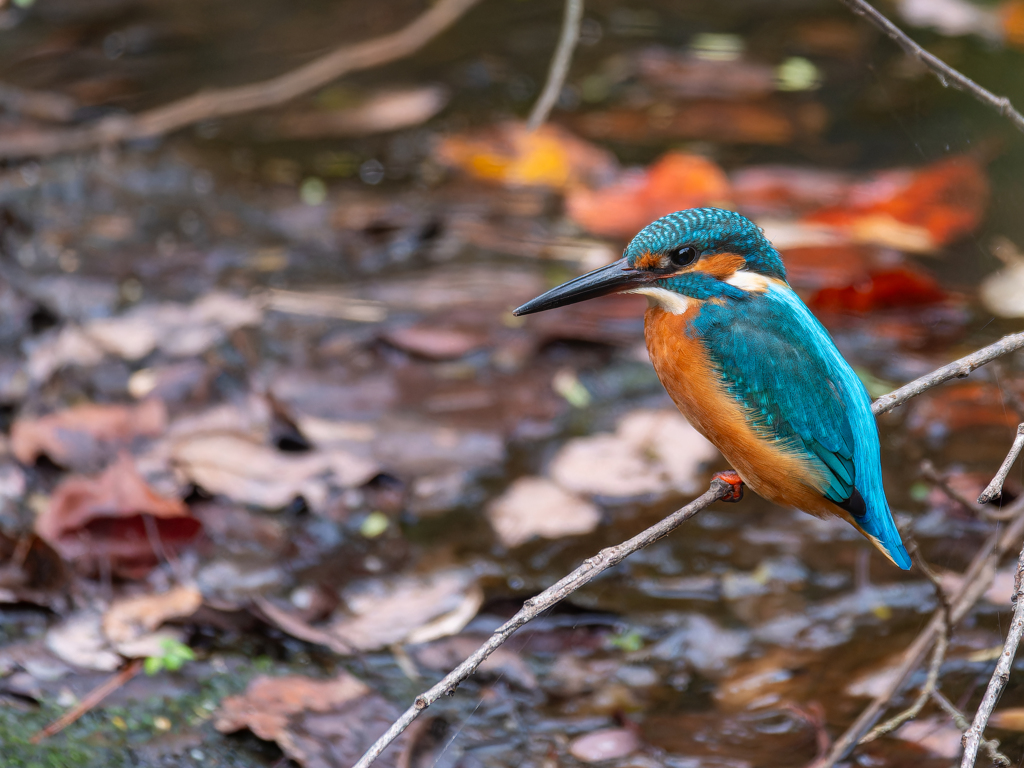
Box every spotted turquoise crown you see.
[624,208,787,282]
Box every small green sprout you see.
[144,637,196,676]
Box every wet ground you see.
[1,0,1024,766]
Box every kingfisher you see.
[514,208,911,570]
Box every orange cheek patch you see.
[693,253,746,279]
[633,252,663,270]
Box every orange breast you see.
[644,305,847,521]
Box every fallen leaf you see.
[731,166,854,216]
[269,85,449,139]
[328,568,482,652]
[487,477,601,548]
[567,152,731,239]
[569,100,806,147]
[171,432,378,510]
[35,455,201,578]
[11,399,167,470]
[780,245,873,291]
[569,728,641,763]
[412,635,538,690]
[990,707,1024,731]
[804,156,989,252]
[435,122,617,190]
[906,383,1021,437]
[381,324,488,360]
[894,717,963,758]
[899,0,1001,39]
[810,267,947,312]
[102,585,202,657]
[216,672,409,768]
[637,46,777,99]
[549,409,720,499]
[45,611,122,671]
[84,292,262,361]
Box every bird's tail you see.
[850,503,911,570]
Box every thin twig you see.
[979,424,1024,504]
[0,0,481,160]
[870,332,1024,416]
[813,497,1024,768]
[961,542,1024,768]
[351,479,731,768]
[29,659,143,743]
[526,0,583,130]
[932,691,1010,766]
[838,0,1024,133]
[921,462,991,524]
[859,539,952,742]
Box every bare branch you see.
[838,0,1024,133]
[979,424,1024,504]
[961,542,1024,768]
[351,479,731,768]
[871,332,1024,416]
[0,0,481,160]
[859,539,952,742]
[918,460,1013,521]
[813,497,1024,768]
[526,0,584,130]
[931,691,1009,766]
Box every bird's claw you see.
[713,470,744,502]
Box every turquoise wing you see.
[691,285,911,570]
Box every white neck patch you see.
[627,286,691,315]
[725,270,771,293]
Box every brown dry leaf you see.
[216,671,409,768]
[171,432,378,510]
[487,477,601,548]
[45,611,122,671]
[271,85,449,139]
[328,568,482,652]
[570,100,804,147]
[11,399,167,469]
[35,454,201,579]
[412,635,538,690]
[569,728,641,763]
[989,708,1024,730]
[381,324,488,360]
[435,121,618,190]
[103,585,202,656]
[550,409,719,499]
[894,717,963,759]
[566,152,731,239]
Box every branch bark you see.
[961,543,1024,768]
[351,479,732,768]
[0,0,481,160]
[870,332,1024,416]
[838,0,1024,133]
[979,424,1024,505]
[813,497,1024,768]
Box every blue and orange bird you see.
[514,208,911,570]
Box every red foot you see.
[713,470,744,502]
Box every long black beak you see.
[513,258,650,316]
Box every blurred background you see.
[0,0,1023,766]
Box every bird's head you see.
[513,208,787,316]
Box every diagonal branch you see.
[838,0,1024,133]
[813,497,1024,768]
[0,0,481,160]
[871,332,1024,416]
[961,542,1024,768]
[351,479,731,768]
[527,0,584,130]
[979,424,1024,505]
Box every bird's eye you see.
[668,246,698,267]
